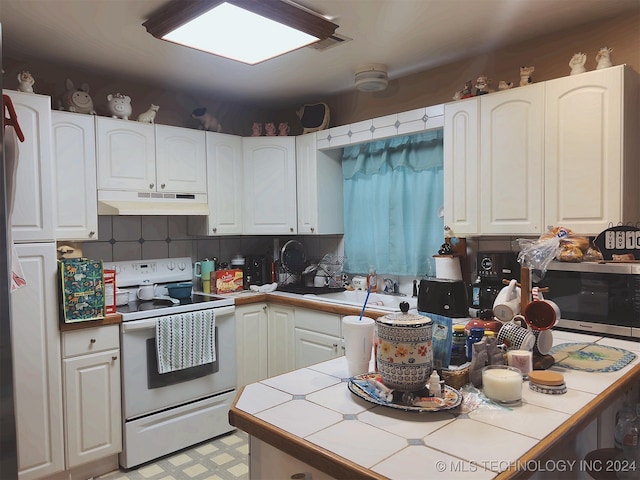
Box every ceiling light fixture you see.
[354,64,389,92]
[143,0,338,65]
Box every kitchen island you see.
[229,330,640,479]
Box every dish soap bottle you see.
[367,267,378,292]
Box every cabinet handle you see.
[112,355,118,361]
[310,227,315,232]
[332,343,338,350]
[149,183,154,189]
[212,227,217,233]
[161,183,166,189]
[290,474,311,480]
[290,227,294,232]
[262,306,267,311]
[88,231,95,237]
[90,338,96,344]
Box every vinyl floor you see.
[97,430,249,480]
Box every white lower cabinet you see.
[235,303,270,387]
[11,243,65,480]
[62,325,122,468]
[249,436,336,480]
[294,308,343,369]
[267,304,296,377]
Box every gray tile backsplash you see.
[80,216,344,267]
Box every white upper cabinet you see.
[96,117,155,191]
[242,137,297,235]
[443,98,480,235]
[479,83,545,235]
[5,90,54,242]
[296,133,344,234]
[188,132,243,236]
[544,65,639,235]
[51,111,98,241]
[444,66,638,237]
[96,118,208,195]
[155,124,207,194]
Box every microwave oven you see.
[536,261,640,339]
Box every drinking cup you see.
[342,316,375,377]
[194,259,215,283]
[507,350,533,376]
[497,316,535,351]
[524,300,560,331]
[532,328,554,355]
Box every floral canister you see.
[376,301,433,391]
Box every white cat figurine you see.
[595,47,613,69]
[519,66,535,87]
[569,52,587,75]
[17,71,35,93]
[137,104,159,123]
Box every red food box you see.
[104,269,116,314]
[214,269,243,293]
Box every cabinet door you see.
[480,84,545,235]
[63,348,122,467]
[296,133,344,234]
[96,117,155,191]
[155,125,207,194]
[51,111,98,240]
[443,98,480,235]
[545,66,637,235]
[267,305,295,376]
[235,304,269,387]
[294,329,342,369]
[11,243,65,480]
[242,137,297,234]
[4,90,54,242]
[188,132,243,235]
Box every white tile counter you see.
[229,332,640,479]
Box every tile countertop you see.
[229,331,640,480]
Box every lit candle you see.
[482,366,523,403]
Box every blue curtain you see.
[342,130,444,276]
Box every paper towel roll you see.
[434,256,462,280]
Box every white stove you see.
[106,257,237,469]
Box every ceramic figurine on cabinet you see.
[59,79,97,114]
[519,66,535,86]
[137,104,159,123]
[191,107,222,132]
[278,122,290,136]
[595,47,613,69]
[569,52,587,75]
[16,71,35,93]
[251,122,262,136]
[498,81,513,90]
[452,80,473,100]
[264,122,277,136]
[474,75,493,95]
[107,93,132,119]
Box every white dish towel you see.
[156,310,216,374]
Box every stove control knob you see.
[167,261,176,271]
[177,262,187,271]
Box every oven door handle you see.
[121,305,235,332]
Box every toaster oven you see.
[536,261,640,339]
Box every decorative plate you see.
[549,342,637,372]
[348,372,462,412]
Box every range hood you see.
[98,190,209,216]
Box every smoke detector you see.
[354,64,389,92]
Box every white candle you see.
[482,366,523,403]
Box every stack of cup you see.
[342,315,375,377]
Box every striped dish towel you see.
[156,310,216,374]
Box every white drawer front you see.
[294,308,341,336]
[62,324,120,357]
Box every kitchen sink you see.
[304,289,418,312]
